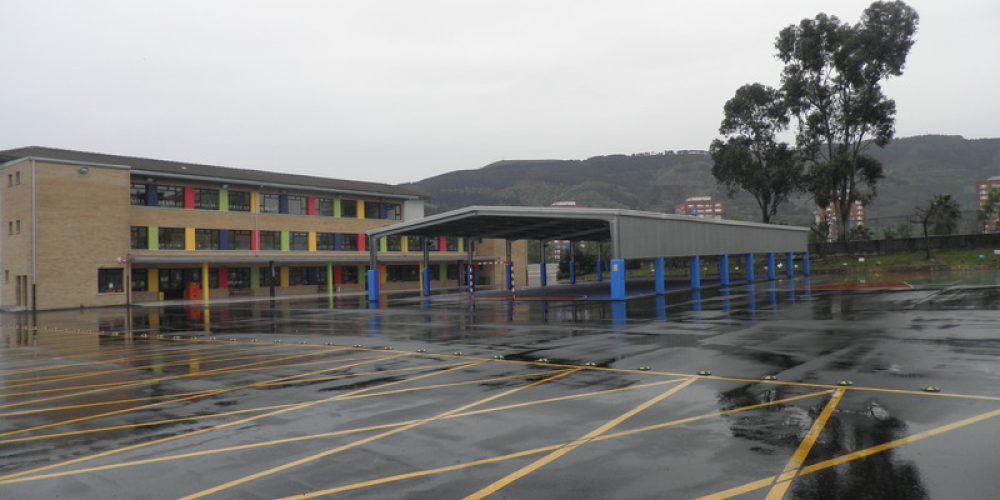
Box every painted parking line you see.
[764,388,844,500]
[277,390,831,499]
[465,377,698,499]
[0,358,476,484]
[180,369,581,499]
[697,407,1000,499]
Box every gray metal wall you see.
[616,215,808,259]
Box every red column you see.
[357,234,366,252]
[183,186,195,209]
[218,267,228,289]
[251,230,261,251]
[306,197,317,216]
[333,266,343,285]
[438,237,447,252]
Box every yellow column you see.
[307,231,317,252]
[401,237,409,253]
[148,268,159,293]
[250,191,260,214]
[279,266,290,287]
[185,228,196,250]
[356,200,365,219]
[201,262,209,303]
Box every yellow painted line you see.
[0,358,477,483]
[0,360,459,446]
[698,407,1000,500]
[180,369,580,500]
[465,376,698,500]
[283,390,830,499]
[701,375,1000,402]
[0,349,352,409]
[334,369,569,400]
[764,388,844,500]
[0,343,239,377]
[0,354,391,440]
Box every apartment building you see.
[675,196,724,220]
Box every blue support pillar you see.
[766,253,776,281]
[569,242,576,285]
[745,254,755,283]
[539,240,547,287]
[504,262,513,290]
[803,251,811,276]
[366,270,379,301]
[654,257,665,295]
[690,255,701,290]
[595,260,603,282]
[785,252,794,279]
[421,267,431,296]
[610,258,626,301]
[719,255,730,287]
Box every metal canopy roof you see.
[367,206,809,260]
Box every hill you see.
[403,135,1000,225]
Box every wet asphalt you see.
[0,272,998,499]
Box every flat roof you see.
[368,206,809,259]
[0,146,423,200]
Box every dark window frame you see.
[131,226,148,250]
[287,195,307,216]
[289,231,309,251]
[156,185,184,208]
[195,229,221,250]
[194,188,219,210]
[159,227,186,250]
[98,268,125,294]
[260,231,281,250]
[260,194,281,214]
[228,191,251,212]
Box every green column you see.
[438,263,446,281]
[218,190,228,212]
[280,231,290,252]
[457,238,464,252]
[147,226,159,250]
[357,265,366,288]
[333,198,342,218]
[379,237,387,252]
[326,263,333,297]
[250,267,260,288]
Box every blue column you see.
[595,260,603,282]
[466,264,474,293]
[745,254,755,283]
[802,252,811,276]
[146,184,158,206]
[785,252,794,279]
[378,201,387,219]
[334,233,343,251]
[610,258,626,301]
[719,255,730,287]
[569,261,576,284]
[219,229,230,250]
[504,262,513,290]
[422,266,431,296]
[278,194,289,214]
[539,260,547,287]
[690,255,701,290]
[366,269,379,301]
[766,253,776,281]
[654,257,665,295]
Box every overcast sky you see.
[2,1,998,184]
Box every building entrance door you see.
[158,269,197,300]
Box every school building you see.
[0,147,527,310]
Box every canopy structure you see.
[365,205,811,301]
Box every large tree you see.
[709,83,802,224]
[776,1,919,240]
[914,194,961,258]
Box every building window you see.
[158,227,186,250]
[341,266,359,284]
[289,231,308,251]
[194,188,219,210]
[427,238,440,251]
[288,266,325,286]
[228,191,251,212]
[228,268,250,288]
[447,264,459,280]
[196,229,220,250]
[6,174,10,187]
[340,233,359,251]
[259,266,278,286]
[387,265,419,282]
[446,237,459,252]
[260,231,281,250]
[386,235,402,252]
[387,203,402,220]
[231,230,252,250]
[156,185,184,208]
[131,269,148,292]
[287,195,307,215]
[364,201,381,219]
[15,171,20,185]
[15,220,20,234]
[130,183,147,206]
[317,198,334,216]
[406,236,422,251]
[7,221,11,235]
[131,227,148,249]
[98,268,124,294]
[341,199,358,217]
[317,232,336,251]
[260,194,280,214]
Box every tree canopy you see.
[776,1,919,240]
[709,83,802,224]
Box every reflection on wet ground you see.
[0,273,998,499]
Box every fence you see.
[810,232,1000,256]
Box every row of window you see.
[7,171,20,187]
[7,220,20,235]
[129,183,402,219]
[130,227,463,252]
